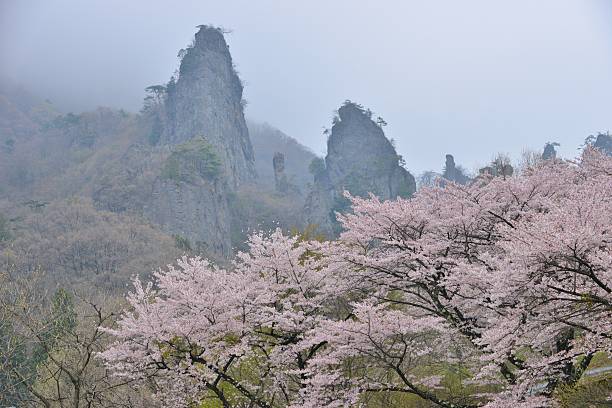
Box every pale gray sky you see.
[1,0,611,174]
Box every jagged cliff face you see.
[162,26,255,188]
[144,176,232,258]
[144,137,232,257]
[305,102,416,236]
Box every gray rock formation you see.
[139,26,256,258]
[542,142,558,160]
[273,152,288,193]
[304,101,416,236]
[162,25,255,188]
[144,175,232,258]
[443,154,470,184]
[593,132,612,155]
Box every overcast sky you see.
[1,0,611,174]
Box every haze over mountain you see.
[1,0,611,173]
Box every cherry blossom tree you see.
[316,147,611,407]
[101,148,611,407]
[100,231,332,407]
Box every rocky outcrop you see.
[542,142,558,160]
[443,154,470,184]
[144,173,232,258]
[273,152,288,193]
[593,132,612,155]
[140,26,255,257]
[304,101,416,236]
[162,25,255,188]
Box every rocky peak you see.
[322,102,415,197]
[137,26,258,258]
[272,152,288,193]
[542,142,558,160]
[305,101,416,236]
[162,25,254,188]
[593,132,612,155]
[445,154,456,170]
[443,154,470,185]
[192,25,231,54]
[325,102,400,192]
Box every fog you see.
[1,0,611,173]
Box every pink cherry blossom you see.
[101,148,611,407]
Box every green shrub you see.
[161,137,222,183]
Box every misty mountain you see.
[248,120,317,194]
